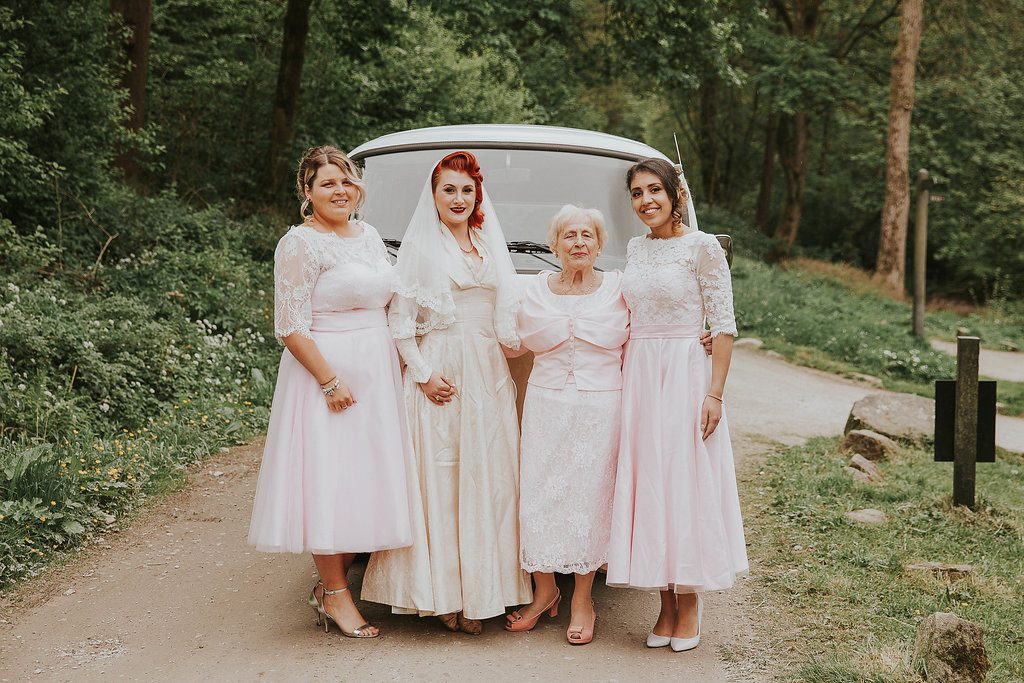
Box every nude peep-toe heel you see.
[310,581,379,638]
[566,603,597,645]
[505,590,561,632]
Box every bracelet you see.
[319,375,337,388]
[705,393,724,405]
[322,379,340,397]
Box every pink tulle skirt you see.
[248,308,413,554]
[606,324,748,593]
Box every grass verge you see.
[740,437,1024,682]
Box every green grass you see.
[741,438,1024,682]
[732,257,1024,416]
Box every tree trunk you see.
[769,111,808,262]
[267,0,314,201]
[111,0,152,180]
[698,75,720,205]
[754,113,778,235]
[875,0,924,291]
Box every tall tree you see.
[874,0,924,290]
[267,0,313,201]
[766,0,822,261]
[110,0,153,180]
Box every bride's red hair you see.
[431,151,485,229]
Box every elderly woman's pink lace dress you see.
[247,223,413,554]
[607,231,748,593]
[516,271,629,575]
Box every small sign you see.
[930,194,946,202]
[934,380,997,462]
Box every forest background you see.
[1,0,1022,587]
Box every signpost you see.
[934,336,997,509]
[912,169,930,338]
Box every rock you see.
[913,612,990,682]
[904,562,975,580]
[956,326,971,337]
[734,337,764,350]
[849,372,884,388]
[844,392,934,442]
[843,466,871,484]
[841,429,901,461]
[848,453,883,482]
[846,508,887,525]
[997,339,1019,352]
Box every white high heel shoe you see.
[646,631,671,648]
[670,594,703,652]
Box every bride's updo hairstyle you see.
[296,145,366,220]
[625,158,689,235]
[430,151,486,229]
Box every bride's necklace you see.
[457,240,475,254]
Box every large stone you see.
[841,429,901,461]
[848,453,883,482]
[846,508,887,525]
[844,392,934,442]
[913,612,990,682]
[843,466,871,484]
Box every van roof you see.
[349,124,671,163]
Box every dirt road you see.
[2,348,1021,682]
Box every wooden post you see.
[912,169,929,338]
[954,336,980,508]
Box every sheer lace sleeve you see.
[694,234,737,338]
[273,230,319,342]
[363,222,394,267]
[388,300,433,383]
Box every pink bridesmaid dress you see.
[607,231,748,594]
[247,223,413,554]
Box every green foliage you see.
[0,196,278,588]
[0,1,127,230]
[149,0,539,206]
[742,438,1024,681]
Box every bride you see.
[362,151,532,634]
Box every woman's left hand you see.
[700,395,723,440]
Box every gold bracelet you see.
[319,375,337,388]
[705,393,724,404]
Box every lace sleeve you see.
[273,231,318,342]
[694,234,737,338]
[388,299,433,383]
[363,222,394,266]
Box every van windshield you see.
[357,148,646,272]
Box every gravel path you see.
[2,347,1021,682]
[929,339,1024,383]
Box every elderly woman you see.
[248,146,414,639]
[504,205,629,645]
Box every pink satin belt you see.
[310,308,388,333]
[629,323,703,339]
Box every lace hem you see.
[520,556,608,575]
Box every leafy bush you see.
[0,197,279,588]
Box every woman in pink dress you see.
[607,158,747,653]
[506,205,629,645]
[248,146,414,639]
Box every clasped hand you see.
[418,372,457,406]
